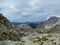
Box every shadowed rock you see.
[0,13,13,29]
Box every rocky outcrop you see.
[36,16,60,30]
[0,13,13,29]
[0,13,21,41]
[48,23,60,33]
[18,24,33,32]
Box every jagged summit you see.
[48,16,60,19]
[44,16,60,25]
[36,16,60,30]
[47,16,60,23]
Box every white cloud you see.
[0,0,60,22]
[29,0,39,7]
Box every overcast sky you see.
[0,0,60,22]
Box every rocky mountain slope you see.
[0,13,13,29]
[18,24,33,32]
[48,23,60,33]
[0,13,60,41]
[0,14,22,41]
[36,16,60,30]
[36,16,60,33]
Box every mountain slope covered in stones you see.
[0,14,22,41]
[35,16,60,33]
[36,16,60,30]
[18,24,33,32]
[0,13,13,29]
[48,23,60,33]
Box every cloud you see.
[0,0,60,22]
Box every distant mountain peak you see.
[36,16,60,30]
[48,16,60,20]
[50,16,59,18]
[45,16,60,24]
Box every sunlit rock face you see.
[48,23,60,33]
[21,33,60,45]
